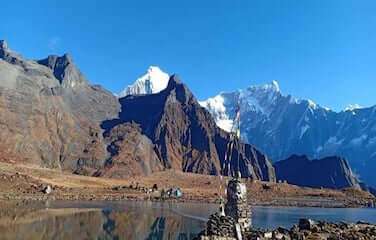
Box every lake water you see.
[0,200,375,240]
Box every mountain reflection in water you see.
[0,201,375,240]
[0,201,206,240]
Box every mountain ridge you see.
[101,75,276,180]
[0,40,120,172]
[0,40,276,181]
[201,81,376,187]
[274,154,360,189]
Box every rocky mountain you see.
[274,155,360,189]
[0,41,275,181]
[101,75,276,181]
[118,66,169,97]
[200,81,376,187]
[0,40,119,173]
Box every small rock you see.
[299,218,316,231]
[43,185,52,194]
[264,232,273,238]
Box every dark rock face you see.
[102,76,276,181]
[0,40,7,49]
[37,54,86,88]
[0,41,120,172]
[274,155,360,189]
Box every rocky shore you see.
[197,218,376,240]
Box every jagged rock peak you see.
[163,74,197,105]
[38,53,73,69]
[166,74,182,89]
[37,53,87,88]
[0,40,8,50]
[0,40,24,65]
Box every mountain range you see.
[0,40,373,190]
[200,80,376,187]
[0,40,275,182]
[102,76,275,180]
[120,65,376,187]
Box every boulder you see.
[298,218,316,231]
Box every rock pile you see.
[201,213,237,238]
[197,218,376,240]
[248,219,376,240]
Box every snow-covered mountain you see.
[200,81,376,187]
[118,66,169,97]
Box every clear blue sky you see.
[2,1,376,110]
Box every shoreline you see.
[1,189,374,209]
[0,162,374,209]
[197,217,376,240]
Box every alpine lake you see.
[0,200,375,240]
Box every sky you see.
[1,0,376,111]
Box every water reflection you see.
[0,201,205,240]
[0,201,375,240]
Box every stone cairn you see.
[197,173,252,240]
[224,174,252,232]
[196,173,376,240]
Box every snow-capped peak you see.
[118,66,169,97]
[249,80,281,93]
[200,80,283,133]
[345,104,363,112]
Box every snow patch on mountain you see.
[326,136,345,146]
[345,104,363,112]
[118,66,169,97]
[300,125,310,139]
[350,134,368,146]
[256,80,280,92]
[307,99,318,109]
[200,80,282,132]
[199,95,233,132]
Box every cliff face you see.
[0,41,120,172]
[102,76,276,181]
[274,155,360,189]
